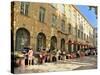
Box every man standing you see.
[28,48,33,66]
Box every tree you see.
[89,6,97,19]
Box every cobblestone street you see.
[14,55,97,74]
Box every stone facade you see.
[11,1,95,53]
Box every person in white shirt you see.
[28,48,33,66]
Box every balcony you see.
[57,28,69,35]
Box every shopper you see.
[28,48,33,66]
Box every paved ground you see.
[14,55,97,74]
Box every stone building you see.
[11,1,95,53]
[93,28,97,48]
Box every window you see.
[87,35,88,41]
[37,33,46,51]
[61,20,65,32]
[73,14,76,20]
[78,29,80,38]
[75,25,77,38]
[86,35,88,40]
[79,24,83,31]
[84,33,85,40]
[81,31,83,40]
[51,14,57,27]
[84,34,86,40]
[15,28,30,50]
[20,2,29,16]
[68,24,71,33]
[39,7,45,23]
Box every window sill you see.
[20,13,30,18]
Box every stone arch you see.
[50,36,57,50]
[61,38,65,51]
[68,40,72,53]
[36,32,46,51]
[15,28,30,50]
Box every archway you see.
[50,36,57,50]
[68,40,72,53]
[73,41,77,52]
[61,38,65,51]
[37,32,46,51]
[15,28,30,50]
[77,44,80,50]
